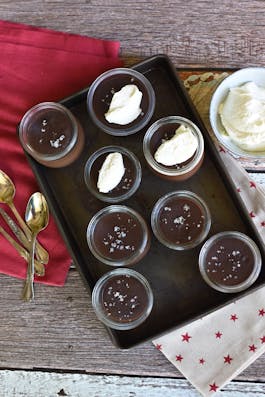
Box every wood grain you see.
[1,370,265,397]
[1,1,265,68]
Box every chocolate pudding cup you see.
[84,146,142,203]
[92,268,154,330]
[143,116,204,181]
[87,68,155,136]
[19,102,84,168]
[87,205,150,266]
[151,190,211,250]
[199,231,262,293]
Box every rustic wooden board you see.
[1,1,265,69]
[1,370,265,397]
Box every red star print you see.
[249,211,256,218]
[155,344,162,350]
[219,146,226,153]
[181,332,192,342]
[230,314,238,322]
[209,382,218,392]
[249,344,257,352]
[236,187,241,192]
[259,308,265,317]
[261,221,265,227]
[260,336,265,344]
[250,181,257,188]
[199,358,205,365]
[215,331,222,339]
[224,354,233,364]
[176,354,183,362]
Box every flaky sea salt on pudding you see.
[92,268,154,330]
[19,102,84,168]
[151,190,211,250]
[86,205,150,266]
[199,231,262,293]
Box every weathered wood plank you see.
[1,1,265,68]
[1,370,265,397]
[0,270,265,381]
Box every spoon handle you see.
[0,225,45,276]
[22,233,37,301]
[8,201,49,264]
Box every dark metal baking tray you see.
[24,55,265,348]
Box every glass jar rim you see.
[199,231,262,293]
[19,101,78,161]
[92,268,154,330]
[84,145,142,203]
[151,190,211,250]
[143,116,204,176]
[87,205,150,266]
[87,67,155,136]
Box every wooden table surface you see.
[1,1,265,396]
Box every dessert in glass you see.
[92,268,154,330]
[151,190,211,250]
[199,231,262,293]
[143,116,204,181]
[84,146,142,203]
[87,205,150,266]
[19,102,84,168]
[87,67,155,136]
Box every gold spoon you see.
[0,225,45,276]
[22,192,49,301]
[0,170,49,264]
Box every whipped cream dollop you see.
[219,81,265,151]
[97,152,125,193]
[105,84,143,125]
[154,124,198,166]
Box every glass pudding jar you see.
[84,146,142,203]
[151,190,211,250]
[92,268,154,330]
[199,231,262,293]
[19,102,85,168]
[87,68,155,136]
[87,205,150,266]
[143,116,204,181]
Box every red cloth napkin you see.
[0,20,122,286]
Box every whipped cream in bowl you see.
[210,67,265,161]
[87,68,155,136]
[84,145,142,203]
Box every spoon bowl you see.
[22,192,49,301]
[0,170,49,264]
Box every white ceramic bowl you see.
[209,67,265,160]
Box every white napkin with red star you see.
[153,72,265,396]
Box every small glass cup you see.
[199,231,262,293]
[87,205,150,266]
[143,116,204,181]
[92,268,154,330]
[87,68,155,136]
[84,146,142,203]
[151,190,211,250]
[18,102,84,168]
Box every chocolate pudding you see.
[92,268,154,330]
[19,102,84,168]
[199,231,262,293]
[101,274,149,323]
[151,191,211,250]
[87,68,155,136]
[87,206,150,266]
[143,116,204,181]
[84,146,141,203]
[205,237,254,286]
